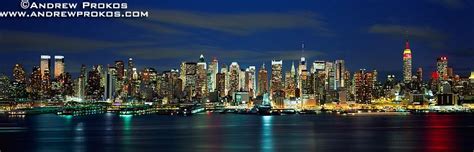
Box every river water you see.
[0,113,473,152]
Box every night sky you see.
[0,0,473,80]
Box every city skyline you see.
[1,0,473,78]
[1,1,474,152]
[1,40,469,82]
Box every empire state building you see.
[403,40,412,82]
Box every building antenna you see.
[301,41,305,57]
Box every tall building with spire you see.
[298,43,307,90]
[285,62,297,98]
[403,40,412,82]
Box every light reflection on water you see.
[0,114,472,152]
[261,116,273,152]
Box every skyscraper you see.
[127,58,134,81]
[40,55,51,78]
[298,45,307,90]
[437,56,448,80]
[208,57,219,93]
[216,72,226,97]
[271,60,283,98]
[54,55,65,78]
[245,66,256,98]
[335,60,345,88]
[104,66,117,101]
[416,67,423,82]
[196,54,208,98]
[13,64,26,83]
[181,62,197,100]
[285,62,296,98]
[403,40,412,82]
[257,63,268,96]
[86,66,102,100]
[354,69,374,104]
[28,66,42,99]
[115,60,125,81]
[220,64,229,96]
[229,62,240,95]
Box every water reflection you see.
[120,115,132,152]
[1,114,472,152]
[261,116,273,152]
[424,114,457,152]
[74,122,85,152]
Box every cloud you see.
[429,0,466,9]
[118,45,324,63]
[120,19,189,35]
[448,48,474,57]
[368,24,447,49]
[125,10,331,36]
[0,30,155,53]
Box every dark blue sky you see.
[0,0,473,79]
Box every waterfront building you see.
[354,69,374,104]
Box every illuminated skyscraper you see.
[216,72,226,97]
[271,60,283,98]
[354,69,374,104]
[76,64,87,99]
[28,66,42,100]
[298,44,307,90]
[115,60,125,81]
[229,62,240,95]
[127,58,134,81]
[258,63,268,96]
[196,54,208,98]
[104,66,117,101]
[437,56,448,80]
[326,61,336,91]
[220,64,229,96]
[245,66,257,98]
[54,55,64,78]
[239,70,246,91]
[208,57,219,93]
[41,68,51,98]
[86,66,102,100]
[403,40,412,82]
[285,62,296,98]
[180,62,197,100]
[335,60,345,88]
[13,64,26,83]
[416,67,423,82]
[40,55,51,78]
